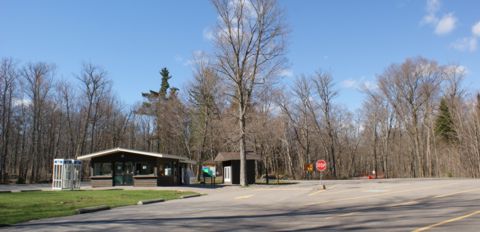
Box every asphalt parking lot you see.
[3,178,480,231]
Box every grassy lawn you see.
[0,190,196,225]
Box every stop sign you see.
[316,160,327,172]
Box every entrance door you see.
[114,161,134,186]
[224,166,232,183]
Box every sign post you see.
[316,159,327,189]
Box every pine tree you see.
[435,98,456,142]
[159,68,171,98]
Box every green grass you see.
[0,190,196,225]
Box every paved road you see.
[3,179,480,231]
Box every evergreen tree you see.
[435,98,456,142]
[159,68,171,98]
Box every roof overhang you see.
[214,152,262,162]
[77,147,196,164]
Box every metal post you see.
[320,172,326,190]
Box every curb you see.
[76,205,110,214]
[20,189,42,192]
[181,194,202,199]
[137,198,165,205]
[0,190,12,193]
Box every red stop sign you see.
[316,160,327,172]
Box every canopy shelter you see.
[214,152,261,185]
[78,148,195,187]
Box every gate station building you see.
[77,148,195,187]
[215,152,261,185]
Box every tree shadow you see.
[11,195,480,231]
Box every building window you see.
[158,161,175,176]
[135,162,154,175]
[164,162,172,176]
[93,162,112,176]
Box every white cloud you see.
[444,65,468,76]
[362,81,378,91]
[435,13,457,35]
[452,37,477,52]
[421,0,440,25]
[451,21,480,53]
[342,79,357,88]
[202,27,215,41]
[421,0,456,35]
[183,50,209,67]
[342,78,378,91]
[472,21,480,37]
[426,0,440,14]
[278,69,293,78]
[12,98,31,107]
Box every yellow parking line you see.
[324,212,356,220]
[255,188,309,191]
[308,185,338,196]
[412,210,480,232]
[308,189,326,196]
[339,212,357,217]
[433,188,480,199]
[306,182,452,206]
[235,194,254,200]
[388,200,418,207]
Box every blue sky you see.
[1,0,479,110]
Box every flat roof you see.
[214,152,261,162]
[77,147,196,164]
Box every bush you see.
[16,177,26,184]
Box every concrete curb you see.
[137,198,165,205]
[76,205,110,214]
[181,194,202,199]
[20,189,42,192]
[0,190,12,193]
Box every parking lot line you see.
[324,212,357,220]
[235,194,254,200]
[433,188,480,199]
[308,189,325,196]
[305,182,453,206]
[255,188,310,191]
[387,200,419,207]
[412,210,480,232]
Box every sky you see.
[1,0,479,111]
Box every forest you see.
[1,0,480,184]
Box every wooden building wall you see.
[222,160,256,185]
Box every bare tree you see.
[211,0,287,186]
[378,57,443,177]
[311,71,339,178]
[76,63,110,157]
[21,62,55,182]
[0,58,17,183]
[188,54,222,180]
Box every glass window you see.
[135,162,154,175]
[164,162,172,176]
[93,162,112,176]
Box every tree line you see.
[1,0,479,183]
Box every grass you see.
[0,189,196,225]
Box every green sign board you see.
[202,166,216,177]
